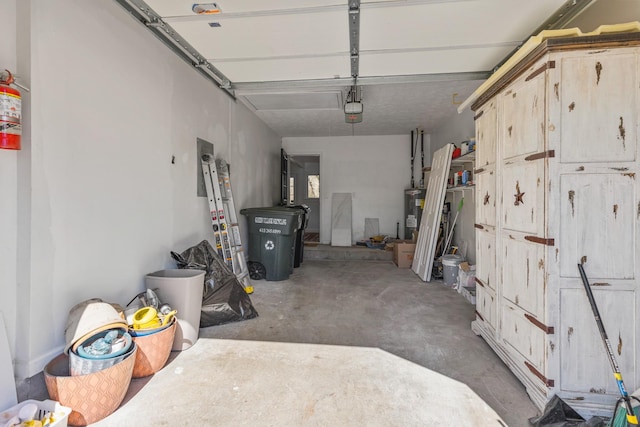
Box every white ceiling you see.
[118,0,608,137]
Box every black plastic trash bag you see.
[171,240,258,328]
[528,395,606,427]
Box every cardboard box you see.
[393,241,416,268]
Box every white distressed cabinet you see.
[471,32,640,417]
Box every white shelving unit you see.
[444,148,476,263]
[448,150,476,192]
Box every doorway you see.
[288,155,320,242]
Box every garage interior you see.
[2,0,640,426]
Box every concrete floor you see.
[19,257,541,426]
[93,339,508,426]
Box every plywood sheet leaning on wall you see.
[412,144,454,281]
[331,193,352,247]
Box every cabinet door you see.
[558,51,638,163]
[560,288,636,394]
[476,227,495,290]
[475,99,497,168]
[476,284,497,331]
[500,69,546,160]
[502,237,545,316]
[501,160,545,235]
[559,173,636,279]
[476,169,496,227]
[502,301,546,371]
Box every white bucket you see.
[145,270,205,351]
[442,254,463,287]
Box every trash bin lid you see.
[442,254,463,267]
[240,207,301,217]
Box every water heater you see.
[404,188,426,240]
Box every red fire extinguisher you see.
[0,69,21,150]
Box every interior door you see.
[412,143,454,281]
[281,148,290,205]
[291,155,320,233]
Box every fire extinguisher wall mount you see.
[0,69,21,150]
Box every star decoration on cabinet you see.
[514,181,525,206]
[484,192,490,205]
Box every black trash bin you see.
[291,204,310,268]
[273,204,310,268]
[239,207,301,281]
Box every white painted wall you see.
[283,135,411,243]
[6,0,280,379]
[0,0,19,384]
[409,131,431,189]
[429,108,475,157]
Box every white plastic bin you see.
[0,399,71,427]
[441,254,463,288]
[457,264,476,292]
[145,270,205,351]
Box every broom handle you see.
[442,210,459,257]
[578,264,638,425]
[442,198,463,257]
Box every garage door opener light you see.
[192,3,222,14]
